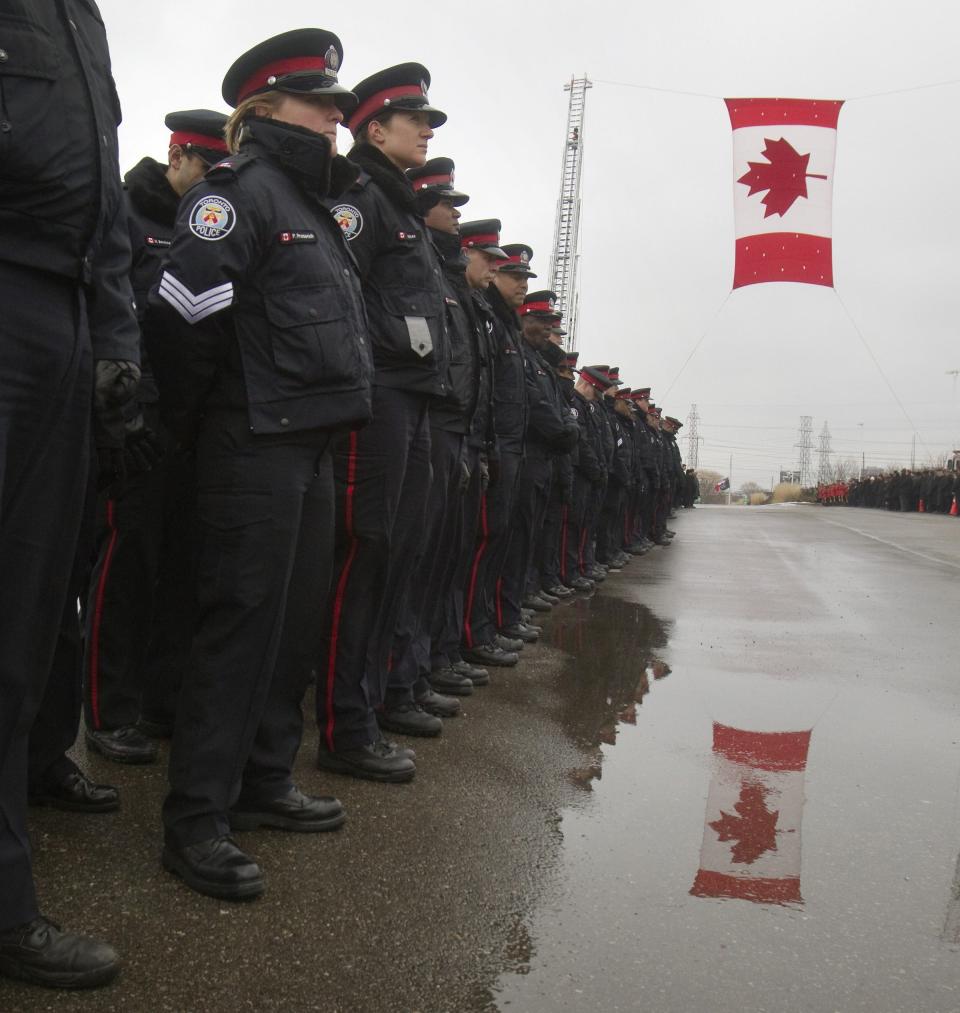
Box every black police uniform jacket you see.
[523,344,579,458]
[0,0,138,362]
[608,413,634,488]
[428,228,494,447]
[636,419,661,489]
[571,392,605,485]
[332,142,449,397]
[123,157,180,405]
[147,118,372,443]
[484,282,528,455]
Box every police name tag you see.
[405,316,433,358]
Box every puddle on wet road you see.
[492,510,960,1013]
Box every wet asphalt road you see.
[5,504,960,1012]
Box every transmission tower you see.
[686,403,701,469]
[549,75,592,351]
[798,416,813,487]
[816,421,832,484]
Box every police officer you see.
[0,0,139,989]
[500,292,578,634]
[539,348,578,602]
[316,63,449,773]
[83,110,228,764]
[149,29,371,900]
[566,366,610,588]
[461,242,534,668]
[384,162,482,717]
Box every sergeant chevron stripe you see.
[158,271,234,323]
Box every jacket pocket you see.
[265,284,361,387]
[378,287,441,359]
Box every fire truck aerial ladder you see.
[549,75,592,352]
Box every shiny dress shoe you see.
[317,739,416,782]
[162,835,264,901]
[428,665,474,696]
[495,632,524,652]
[546,584,573,598]
[0,916,120,989]
[85,725,158,765]
[502,623,539,643]
[137,712,174,738]
[538,589,560,605]
[604,558,623,571]
[29,770,119,814]
[452,659,489,686]
[626,542,649,555]
[378,702,443,738]
[377,734,416,761]
[588,567,606,582]
[567,577,594,592]
[522,594,553,613]
[520,608,535,622]
[654,535,671,546]
[229,787,345,833]
[416,688,461,718]
[462,642,518,668]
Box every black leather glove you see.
[123,415,166,477]
[96,446,126,491]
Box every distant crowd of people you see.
[816,468,960,514]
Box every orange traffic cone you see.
[951,495,959,517]
[918,498,925,513]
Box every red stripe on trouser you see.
[578,526,587,574]
[88,499,119,730]
[559,505,568,581]
[495,577,503,630]
[324,431,359,752]
[462,494,488,648]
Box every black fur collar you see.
[348,141,417,213]
[123,157,179,226]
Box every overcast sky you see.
[99,0,960,486]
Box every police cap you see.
[459,219,508,258]
[164,109,228,164]
[347,63,447,136]
[408,157,469,207]
[498,244,537,278]
[581,365,612,391]
[519,290,559,318]
[562,350,579,369]
[222,29,357,112]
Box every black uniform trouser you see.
[162,411,334,848]
[28,470,96,794]
[434,444,483,669]
[562,475,592,583]
[388,427,462,705]
[138,449,198,725]
[597,483,626,562]
[316,386,431,752]
[538,465,565,590]
[502,451,553,627]
[583,482,606,571]
[83,410,173,732]
[0,264,92,931]
[462,448,522,649]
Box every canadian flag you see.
[691,723,812,906]
[726,97,843,289]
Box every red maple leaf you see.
[737,137,828,218]
[709,781,780,864]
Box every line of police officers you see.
[0,17,687,991]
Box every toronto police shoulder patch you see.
[331,204,363,241]
[188,196,236,242]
